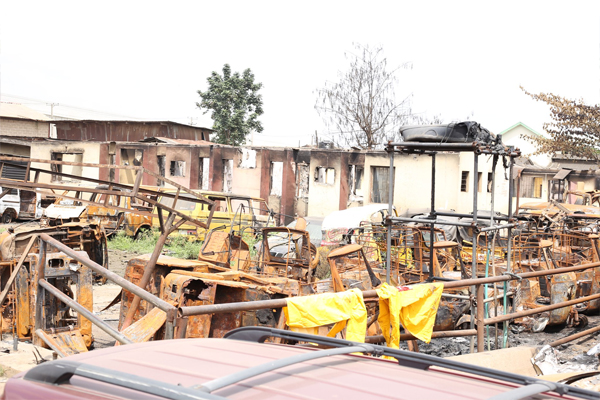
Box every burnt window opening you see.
[477,172,483,192]
[487,172,493,193]
[157,156,166,186]
[270,162,283,196]
[223,159,233,193]
[170,160,186,177]
[296,163,310,199]
[120,149,143,184]
[348,165,364,195]
[371,166,394,204]
[109,154,116,182]
[314,167,335,185]
[461,171,469,192]
[51,152,83,182]
[199,158,210,190]
[51,153,63,181]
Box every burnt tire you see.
[1,213,13,224]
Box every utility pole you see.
[46,103,59,118]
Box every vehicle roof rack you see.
[24,360,224,400]
[222,327,597,400]
[21,327,598,400]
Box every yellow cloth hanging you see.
[377,282,443,347]
[283,288,367,343]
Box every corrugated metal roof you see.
[0,103,52,121]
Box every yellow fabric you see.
[284,289,367,343]
[377,282,443,347]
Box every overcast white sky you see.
[1,1,599,148]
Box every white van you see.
[0,187,43,223]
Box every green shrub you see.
[108,229,203,260]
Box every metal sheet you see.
[553,168,572,180]
[120,307,166,343]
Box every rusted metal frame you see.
[503,155,515,348]
[366,329,477,343]
[157,207,165,234]
[131,192,210,230]
[34,329,69,358]
[436,211,511,221]
[443,261,600,289]
[1,178,212,230]
[429,152,435,281]
[38,233,175,313]
[484,293,600,325]
[38,279,133,345]
[476,284,485,352]
[131,169,143,197]
[389,216,476,227]
[385,147,394,284]
[0,236,37,305]
[0,160,214,206]
[121,212,178,332]
[387,142,479,152]
[479,223,519,232]
[0,176,211,208]
[0,188,11,201]
[469,153,479,354]
[549,324,600,347]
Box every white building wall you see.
[29,141,101,186]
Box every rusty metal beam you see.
[485,293,600,325]
[476,284,485,352]
[38,279,133,345]
[121,212,177,330]
[38,233,176,315]
[549,325,600,348]
[443,261,600,289]
[0,236,37,305]
[34,329,69,358]
[366,329,477,343]
[0,157,214,205]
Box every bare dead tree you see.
[315,44,414,149]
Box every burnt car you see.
[2,327,597,400]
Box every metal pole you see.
[504,155,515,347]
[122,212,177,330]
[470,153,479,353]
[386,148,394,284]
[38,233,175,313]
[179,261,600,317]
[549,324,600,347]
[484,292,600,325]
[366,329,478,343]
[476,284,485,352]
[429,153,436,280]
[38,279,133,345]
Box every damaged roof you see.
[0,103,52,122]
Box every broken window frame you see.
[460,171,469,192]
[170,160,186,177]
[314,166,335,185]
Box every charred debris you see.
[0,123,599,364]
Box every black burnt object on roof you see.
[400,121,495,145]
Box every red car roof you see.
[4,333,592,400]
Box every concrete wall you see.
[29,141,102,185]
[364,152,461,214]
[307,151,343,218]
[502,125,551,167]
[231,149,262,199]
[0,119,49,138]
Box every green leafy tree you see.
[197,64,264,146]
[522,86,600,162]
